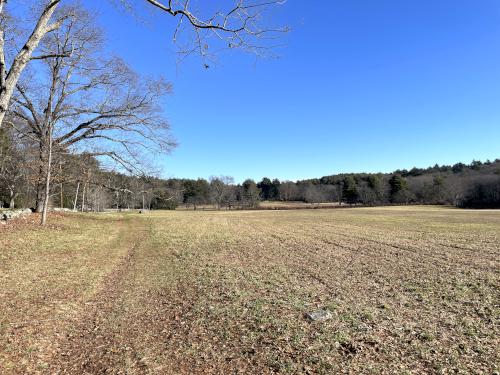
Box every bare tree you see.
[10,8,175,224]
[303,183,325,204]
[209,175,235,209]
[279,180,298,201]
[239,179,260,207]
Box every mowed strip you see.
[1,207,499,374]
[0,213,139,373]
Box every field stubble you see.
[0,206,498,374]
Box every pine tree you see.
[342,176,359,204]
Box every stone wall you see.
[1,208,33,221]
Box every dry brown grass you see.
[0,207,498,374]
[258,201,343,210]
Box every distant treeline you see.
[1,127,499,211]
[137,159,500,209]
[141,159,500,210]
[293,160,500,209]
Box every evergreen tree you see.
[452,162,466,173]
[242,179,260,207]
[183,179,210,209]
[271,178,281,200]
[342,176,359,204]
[257,177,273,200]
[367,175,380,190]
[389,175,410,203]
[470,160,482,170]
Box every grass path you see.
[0,214,140,373]
[45,217,150,373]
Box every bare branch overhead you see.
[132,0,289,59]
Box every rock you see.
[52,208,73,212]
[304,309,332,322]
[1,209,33,221]
[2,211,16,220]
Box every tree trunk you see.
[41,132,53,225]
[0,1,61,129]
[59,161,63,208]
[8,188,16,209]
[81,183,86,212]
[73,181,80,211]
[35,143,45,213]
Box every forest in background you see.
[2,125,499,211]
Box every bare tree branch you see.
[127,0,289,60]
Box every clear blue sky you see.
[87,0,500,182]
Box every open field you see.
[258,201,343,210]
[0,207,499,374]
[175,201,344,211]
